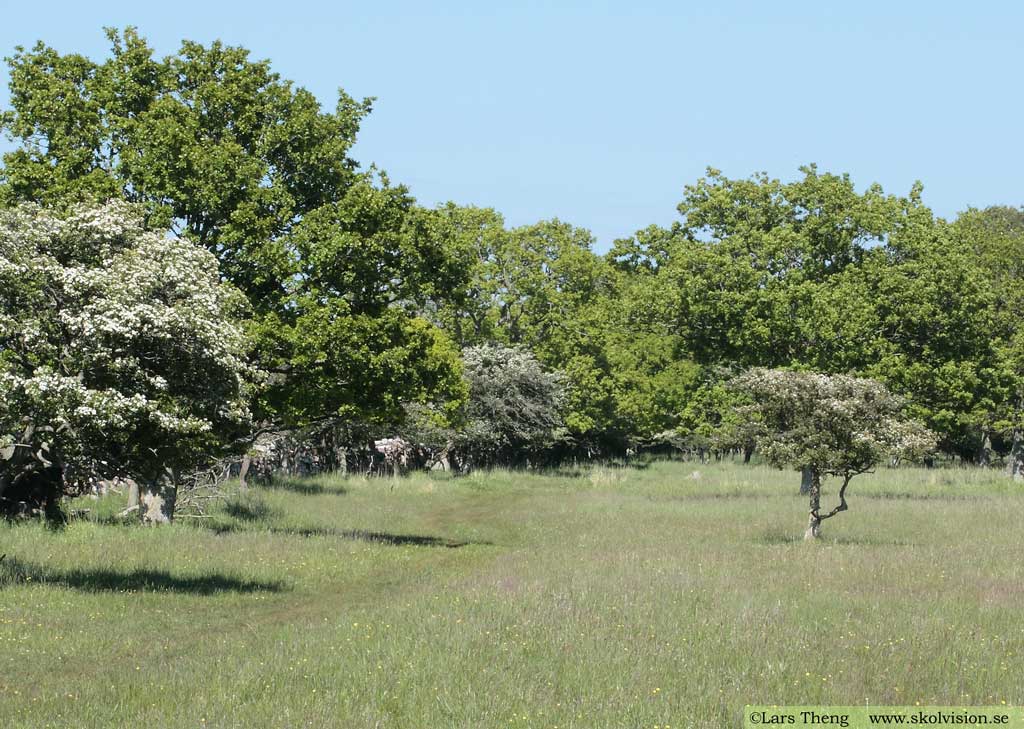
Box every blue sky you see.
[1,1,1021,251]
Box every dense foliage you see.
[0,202,252,520]
[0,28,468,432]
[1,28,1022,519]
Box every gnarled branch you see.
[814,472,853,522]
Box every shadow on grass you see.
[260,479,348,496]
[224,498,277,521]
[547,461,652,478]
[0,558,285,594]
[207,522,486,548]
[758,531,912,547]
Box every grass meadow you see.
[1,460,1022,728]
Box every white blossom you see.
[0,201,255,485]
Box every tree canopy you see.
[1,28,468,432]
[2,27,1022,525]
[455,344,567,467]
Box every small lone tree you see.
[730,369,935,540]
[0,202,253,523]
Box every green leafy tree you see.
[642,165,913,367]
[1,28,468,432]
[613,166,1004,461]
[427,205,624,450]
[603,329,701,448]
[953,205,1024,476]
[431,205,704,454]
[424,204,514,347]
[805,214,1006,459]
[675,379,759,461]
[730,369,935,540]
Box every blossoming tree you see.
[456,344,567,468]
[730,369,936,540]
[0,202,252,523]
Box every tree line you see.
[1,29,1022,522]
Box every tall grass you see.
[1,460,1021,727]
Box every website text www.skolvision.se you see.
[744,706,1023,728]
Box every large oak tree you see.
[1,28,467,433]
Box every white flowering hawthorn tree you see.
[730,369,936,540]
[0,202,252,523]
[457,344,567,468]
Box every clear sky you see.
[1,1,1021,251]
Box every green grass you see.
[2,461,1022,728]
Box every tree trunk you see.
[126,479,140,510]
[238,454,251,491]
[0,425,36,503]
[1008,428,1024,482]
[799,467,813,495]
[139,468,177,525]
[976,429,993,467]
[804,469,822,540]
[743,444,754,464]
